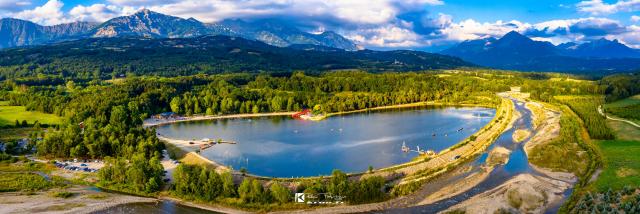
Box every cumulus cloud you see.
[0,0,31,11]
[144,0,443,24]
[13,0,70,25]
[439,19,530,41]
[576,0,640,15]
[5,0,640,49]
[618,25,640,48]
[345,24,423,47]
[107,0,179,7]
[68,4,130,22]
[516,17,640,46]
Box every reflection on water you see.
[94,201,219,214]
[157,106,495,177]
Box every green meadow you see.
[592,140,640,191]
[604,94,640,108]
[0,101,62,127]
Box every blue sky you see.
[1,0,639,50]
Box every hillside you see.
[0,35,471,79]
[0,9,357,51]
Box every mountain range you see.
[0,9,358,50]
[2,9,640,74]
[0,35,469,78]
[441,31,640,72]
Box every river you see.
[388,99,573,213]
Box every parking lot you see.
[53,159,105,173]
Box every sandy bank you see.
[523,101,561,157]
[512,129,531,143]
[443,173,573,214]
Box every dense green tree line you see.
[606,104,640,121]
[171,165,386,205]
[600,73,640,102]
[556,96,615,140]
[98,154,164,194]
[168,71,509,116]
[172,164,237,201]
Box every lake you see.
[156,106,495,178]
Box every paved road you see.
[598,105,640,128]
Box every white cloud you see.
[345,24,423,47]
[128,0,444,24]
[0,0,31,10]
[613,25,640,48]
[439,19,530,41]
[632,15,640,22]
[69,4,128,23]
[13,0,69,25]
[576,0,640,15]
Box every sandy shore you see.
[512,129,531,143]
[523,101,561,156]
[144,112,297,127]
[0,187,156,214]
[144,101,494,128]
[443,173,574,214]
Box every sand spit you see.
[443,173,574,214]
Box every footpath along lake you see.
[156,106,495,178]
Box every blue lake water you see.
[156,106,495,178]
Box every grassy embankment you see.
[525,96,604,213]
[0,101,63,127]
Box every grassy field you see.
[591,140,640,191]
[607,120,640,141]
[0,102,62,127]
[604,94,640,108]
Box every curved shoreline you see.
[151,101,504,181]
[144,111,297,127]
[144,101,494,128]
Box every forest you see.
[0,36,470,80]
[171,165,386,207]
[555,96,615,140]
[600,73,640,102]
[0,69,637,206]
